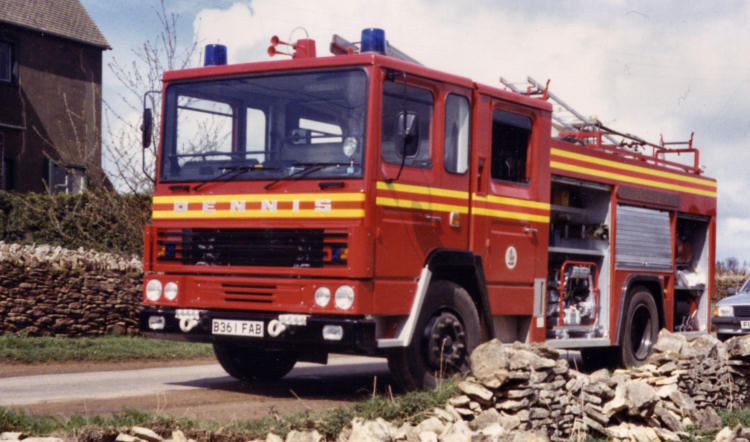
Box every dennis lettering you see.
[172,199,333,213]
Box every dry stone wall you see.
[335,331,750,442]
[0,242,142,336]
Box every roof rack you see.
[330,34,422,65]
[499,76,702,175]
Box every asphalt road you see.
[0,355,391,413]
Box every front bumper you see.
[712,316,750,336]
[140,307,377,354]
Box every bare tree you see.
[103,0,199,193]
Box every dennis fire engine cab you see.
[140,29,716,390]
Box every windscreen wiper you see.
[193,163,265,191]
[264,162,350,190]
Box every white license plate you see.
[741,320,750,330]
[212,319,264,337]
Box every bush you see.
[0,190,150,256]
[716,273,747,302]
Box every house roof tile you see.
[0,0,109,49]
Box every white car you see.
[713,278,750,341]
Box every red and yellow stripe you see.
[472,194,550,223]
[377,181,549,223]
[376,181,469,214]
[550,148,717,198]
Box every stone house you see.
[0,0,109,193]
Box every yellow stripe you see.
[153,193,365,204]
[472,194,550,210]
[376,197,469,214]
[551,160,717,198]
[152,209,365,219]
[376,181,469,200]
[551,148,716,189]
[473,207,550,224]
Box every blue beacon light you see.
[360,28,385,55]
[204,44,228,66]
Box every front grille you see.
[222,282,275,303]
[734,306,750,317]
[156,228,348,267]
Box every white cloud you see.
[191,0,750,260]
[719,217,750,260]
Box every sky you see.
[81,0,750,262]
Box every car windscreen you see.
[160,69,368,183]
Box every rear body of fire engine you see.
[140,29,717,389]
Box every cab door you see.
[374,75,472,281]
[470,93,550,316]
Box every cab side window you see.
[381,82,433,168]
[444,94,470,174]
[491,110,532,183]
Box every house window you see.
[47,161,87,194]
[0,41,14,83]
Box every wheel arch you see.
[425,249,494,341]
[613,274,665,346]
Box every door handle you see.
[524,227,538,235]
[425,215,441,222]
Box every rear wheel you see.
[388,280,481,390]
[620,287,659,367]
[213,342,297,382]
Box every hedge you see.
[0,191,151,256]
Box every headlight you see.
[717,305,734,317]
[334,285,355,310]
[145,279,162,302]
[164,282,178,301]
[314,286,331,307]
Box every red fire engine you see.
[140,29,716,390]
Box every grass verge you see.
[0,381,459,440]
[3,384,750,441]
[0,335,213,363]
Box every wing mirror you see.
[396,111,419,157]
[141,108,153,149]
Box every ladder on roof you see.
[499,76,702,174]
[500,76,620,145]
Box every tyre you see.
[213,342,297,382]
[717,333,731,342]
[387,280,481,390]
[619,287,659,367]
[579,347,619,372]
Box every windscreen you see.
[160,69,368,183]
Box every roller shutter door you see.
[615,205,672,271]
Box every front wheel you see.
[620,287,659,367]
[213,342,297,382]
[388,280,481,390]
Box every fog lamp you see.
[148,315,166,330]
[322,325,343,341]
